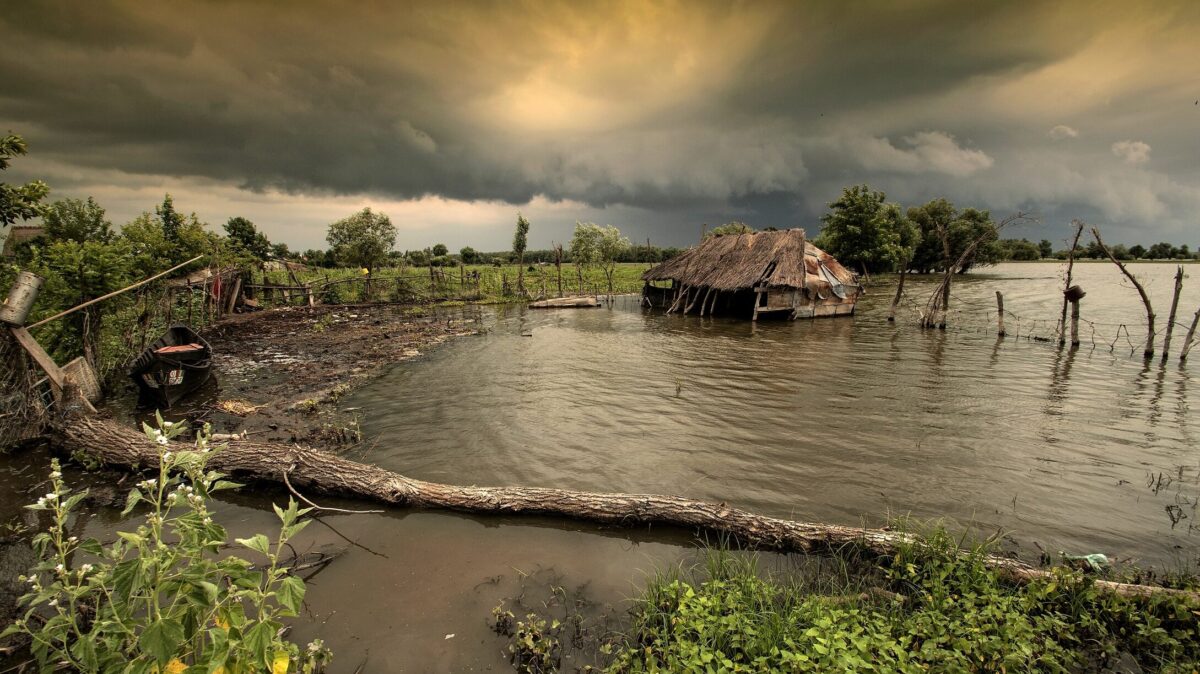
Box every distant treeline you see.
[294,243,686,268]
[814,185,1199,275]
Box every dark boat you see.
[128,324,213,409]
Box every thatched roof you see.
[641,229,856,291]
[1,226,45,258]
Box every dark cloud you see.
[1,0,1198,248]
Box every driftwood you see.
[49,414,1197,602]
[1092,228,1156,358]
[528,296,601,309]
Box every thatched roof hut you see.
[1,226,45,258]
[641,229,861,320]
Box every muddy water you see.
[4,262,1199,672]
[353,262,1199,565]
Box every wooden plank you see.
[9,326,64,389]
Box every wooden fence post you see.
[995,290,1006,337]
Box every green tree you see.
[1128,244,1146,259]
[224,217,272,261]
[43,197,113,243]
[0,133,49,227]
[704,222,754,239]
[569,222,602,293]
[595,225,631,296]
[123,200,216,269]
[1146,242,1174,259]
[155,194,185,245]
[325,207,396,273]
[431,243,449,257]
[907,199,999,273]
[30,237,133,367]
[459,246,477,264]
[513,213,531,293]
[997,238,1041,261]
[1038,239,1054,259]
[816,185,918,274]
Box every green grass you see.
[257,262,653,308]
[497,526,1200,673]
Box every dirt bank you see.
[112,303,480,449]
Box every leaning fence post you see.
[1181,304,1200,362]
[995,290,1006,337]
[1160,265,1184,361]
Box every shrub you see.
[602,528,1200,673]
[2,418,331,673]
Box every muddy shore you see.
[136,302,481,449]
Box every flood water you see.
[3,261,1199,672]
[354,262,1200,564]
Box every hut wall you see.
[641,283,674,308]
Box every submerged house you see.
[641,229,861,320]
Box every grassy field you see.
[258,262,654,307]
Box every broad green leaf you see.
[277,576,305,615]
[122,488,145,516]
[138,617,184,664]
[235,534,271,556]
[244,621,276,667]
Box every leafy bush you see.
[3,419,331,673]
[605,528,1200,673]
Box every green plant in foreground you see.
[599,529,1200,673]
[2,417,331,673]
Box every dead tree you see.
[921,212,1032,329]
[1058,220,1085,344]
[1160,266,1184,361]
[1092,228,1155,359]
[48,414,1197,602]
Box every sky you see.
[2,0,1198,252]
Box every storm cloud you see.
[2,0,1198,249]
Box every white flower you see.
[157,436,169,446]
[162,451,172,461]
[202,517,212,525]
[45,492,56,501]
[80,564,93,573]
[48,599,57,607]
[67,536,77,543]
[35,497,46,507]
[49,471,62,479]
[54,564,64,574]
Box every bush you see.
[602,528,1200,673]
[3,418,331,673]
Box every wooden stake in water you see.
[995,290,1006,337]
[1181,305,1200,362]
[1160,265,1184,361]
[1058,220,1084,344]
[888,267,907,322]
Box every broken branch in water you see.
[1091,227,1156,359]
[283,462,385,515]
[50,414,1199,603]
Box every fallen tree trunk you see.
[51,414,1197,602]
